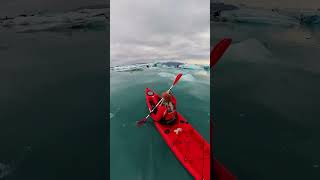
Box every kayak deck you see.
[145,88,210,180]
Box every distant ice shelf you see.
[212,6,320,27]
[0,7,108,33]
[110,61,210,72]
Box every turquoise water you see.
[212,6,320,180]
[0,7,108,179]
[110,66,210,180]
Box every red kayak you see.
[145,88,210,180]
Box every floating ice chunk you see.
[158,72,175,79]
[111,61,210,81]
[157,61,184,68]
[110,113,114,119]
[0,162,12,179]
[111,63,152,72]
[227,38,272,63]
[180,64,203,70]
[1,7,108,33]
[182,74,196,81]
[221,8,298,26]
[194,70,210,78]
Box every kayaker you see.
[157,91,177,124]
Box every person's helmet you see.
[162,92,171,101]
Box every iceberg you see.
[110,61,210,72]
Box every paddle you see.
[211,39,236,179]
[136,73,183,127]
[210,38,232,68]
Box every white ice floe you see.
[180,64,203,70]
[227,38,272,63]
[0,7,108,33]
[182,74,196,82]
[110,113,114,119]
[214,6,320,27]
[0,162,12,179]
[194,70,210,78]
[214,7,320,26]
[110,61,209,73]
[111,61,209,84]
[110,63,153,72]
[157,72,176,79]
[221,8,298,26]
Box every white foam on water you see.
[0,162,11,179]
[110,113,114,119]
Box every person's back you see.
[154,91,177,124]
[163,100,174,112]
[162,100,176,121]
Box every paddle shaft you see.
[145,84,174,118]
[137,73,182,126]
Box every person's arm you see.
[154,105,166,121]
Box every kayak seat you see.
[159,115,177,125]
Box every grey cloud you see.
[111,0,210,66]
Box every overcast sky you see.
[111,0,210,66]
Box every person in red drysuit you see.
[155,91,177,124]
